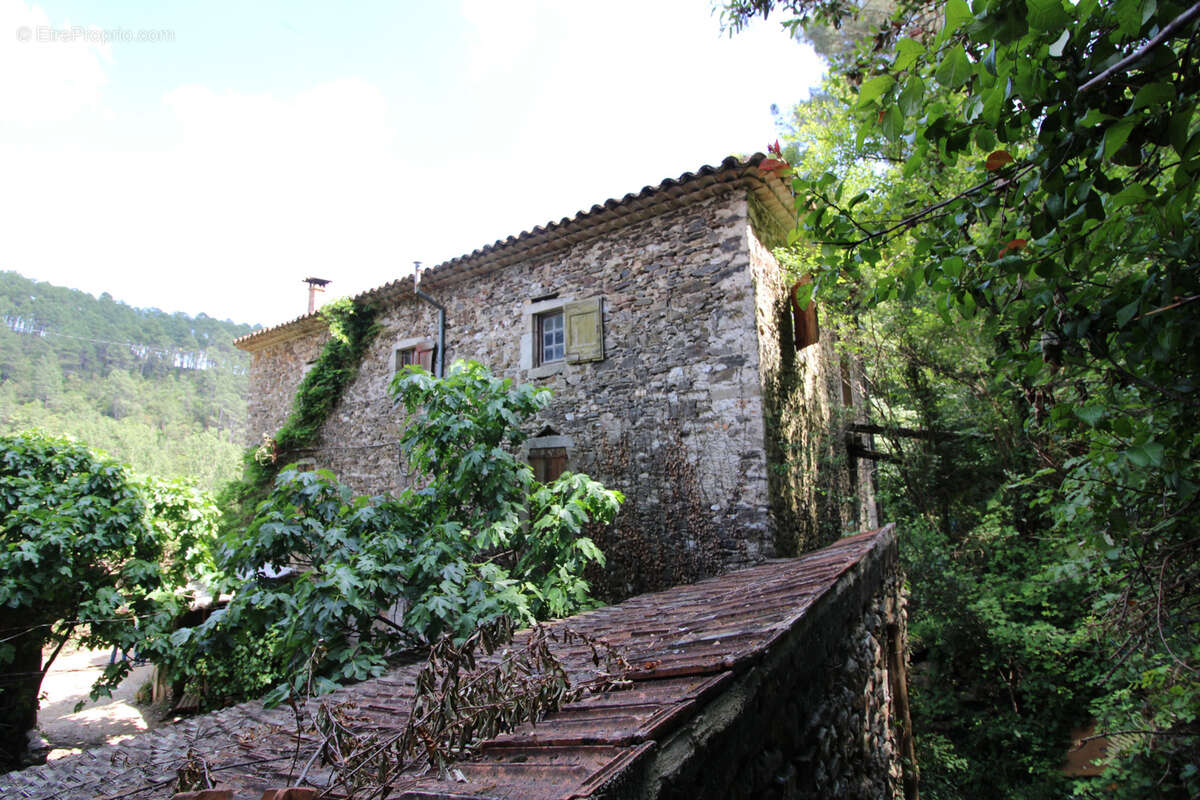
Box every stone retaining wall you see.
[618,531,911,799]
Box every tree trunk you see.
[0,621,46,772]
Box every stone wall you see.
[748,202,868,556]
[618,529,912,800]
[241,183,871,595]
[438,190,770,584]
[242,190,774,593]
[245,322,329,444]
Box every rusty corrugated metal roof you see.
[234,153,795,352]
[0,527,891,800]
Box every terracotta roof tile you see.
[234,154,794,352]
[0,526,893,800]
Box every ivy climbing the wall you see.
[218,298,379,534]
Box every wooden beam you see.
[848,445,903,464]
[848,423,984,441]
[888,621,921,800]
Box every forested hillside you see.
[0,271,256,489]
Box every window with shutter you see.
[415,342,436,372]
[525,295,605,374]
[395,347,417,370]
[392,338,438,383]
[564,297,604,362]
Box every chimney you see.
[303,277,331,314]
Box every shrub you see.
[172,361,621,706]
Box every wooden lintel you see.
[847,423,985,441]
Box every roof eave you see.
[234,154,796,350]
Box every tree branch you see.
[37,622,77,686]
[1079,2,1200,92]
[1079,728,1200,744]
[1135,294,1200,321]
[816,164,1037,248]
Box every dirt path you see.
[36,646,165,760]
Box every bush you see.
[0,431,214,769]
[171,361,622,706]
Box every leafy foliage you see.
[0,391,249,491]
[901,513,1097,798]
[727,0,1200,793]
[272,299,380,456]
[0,431,217,769]
[137,474,220,587]
[169,361,621,708]
[218,297,379,532]
[392,361,619,623]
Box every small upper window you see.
[790,278,819,350]
[538,311,565,365]
[391,340,437,378]
[524,296,604,375]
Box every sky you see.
[0,0,824,327]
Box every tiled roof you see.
[234,154,795,352]
[0,526,893,800]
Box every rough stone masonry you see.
[236,155,877,596]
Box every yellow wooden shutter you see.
[564,297,604,362]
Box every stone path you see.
[36,646,161,759]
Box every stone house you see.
[236,154,876,595]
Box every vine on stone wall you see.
[760,340,858,557]
[587,429,723,599]
[218,298,380,532]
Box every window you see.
[526,429,572,482]
[529,446,567,483]
[790,278,819,350]
[391,339,437,377]
[537,310,565,365]
[523,295,604,375]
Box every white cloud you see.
[460,0,540,79]
[137,79,412,323]
[0,0,109,123]
[439,0,824,249]
[0,0,824,327]
[0,77,420,325]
